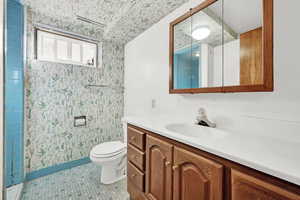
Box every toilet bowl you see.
[90,141,127,184]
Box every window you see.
[36,29,98,67]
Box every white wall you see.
[214,39,240,86]
[200,44,215,87]
[124,0,300,140]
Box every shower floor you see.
[6,183,23,200]
[21,163,129,200]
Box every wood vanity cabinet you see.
[145,135,173,200]
[127,124,300,200]
[173,147,223,200]
[127,126,147,200]
[231,170,300,200]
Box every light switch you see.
[151,99,156,109]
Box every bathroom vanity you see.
[125,121,300,200]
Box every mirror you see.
[223,0,263,87]
[170,0,273,93]
[172,0,223,90]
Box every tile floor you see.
[21,163,129,200]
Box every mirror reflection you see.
[172,0,265,90]
[173,1,223,89]
[223,0,263,86]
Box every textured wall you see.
[25,8,124,173]
[24,0,189,44]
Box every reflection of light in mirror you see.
[192,27,211,40]
[195,53,200,57]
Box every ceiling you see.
[174,0,263,50]
[174,7,236,49]
[210,0,263,34]
[24,0,189,44]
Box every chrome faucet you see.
[195,108,216,128]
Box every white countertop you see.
[123,115,300,186]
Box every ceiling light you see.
[192,27,211,41]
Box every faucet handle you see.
[198,108,206,116]
[196,108,216,128]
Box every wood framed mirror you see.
[169,0,273,94]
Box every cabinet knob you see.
[131,174,137,178]
[130,136,136,141]
[131,155,138,160]
[165,161,171,167]
[172,165,179,170]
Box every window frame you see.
[34,27,100,68]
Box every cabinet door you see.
[173,147,223,200]
[145,135,173,200]
[231,169,300,200]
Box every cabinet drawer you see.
[231,169,300,200]
[128,179,147,200]
[128,161,145,192]
[128,144,145,171]
[128,126,145,150]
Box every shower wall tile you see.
[6,0,24,186]
[24,8,124,173]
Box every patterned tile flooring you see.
[21,163,129,200]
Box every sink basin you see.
[165,123,227,139]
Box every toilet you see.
[90,123,128,184]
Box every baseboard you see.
[25,157,91,181]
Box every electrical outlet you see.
[151,99,156,109]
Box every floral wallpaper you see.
[24,0,189,44]
[103,0,189,43]
[24,8,124,173]
[23,0,194,174]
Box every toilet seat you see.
[91,141,126,158]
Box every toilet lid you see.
[91,141,126,158]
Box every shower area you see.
[4,0,126,199]
[5,0,24,198]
